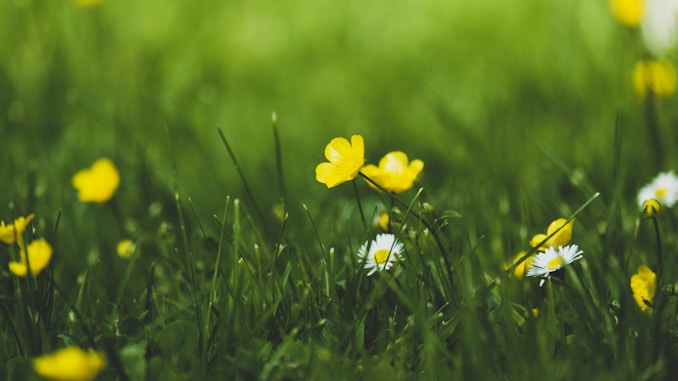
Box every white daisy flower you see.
[527,244,584,287]
[357,233,404,276]
[637,171,678,208]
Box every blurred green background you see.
[3,1,678,378]
[0,0,672,222]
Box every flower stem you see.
[352,179,368,231]
[650,215,663,284]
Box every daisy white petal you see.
[527,244,584,286]
[357,233,404,276]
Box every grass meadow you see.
[2,0,678,379]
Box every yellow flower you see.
[632,59,677,99]
[361,151,424,193]
[378,212,390,231]
[609,0,644,27]
[0,213,35,245]
[630,265,656,312]
[72,158,120,203]
[642,198,662,218]
[33,347,106,381]
[502,251,534,280]
[116,239,136,259]
[8,238,53,277]
[529,218,575,251]
[315,135,365,188]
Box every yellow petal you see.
[502,251,533,279]
[34,347,106,381]
[609,0,644,27]
[0,213,35,245]
[315,135,365,188]
[633,60,677,99]
[8,238,53,277]
[350,135,365,161]
[116,239,137,259]
[631,265,656,312]
[362,151,423,193]
[72,158,120,203]
[324,137,353,163]
[530,218,574,250]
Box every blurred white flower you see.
[637,171,678,208]
[642,0,678,56]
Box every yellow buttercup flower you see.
[630,265,656,312]
[116,239,136,259]
[632,59,677,99]
[315,135,365,188]
[529,218,575,251]
[0,213,35,245]
[8,238,53,277]
[502,251,534,280]
[33,347,106,381]
[72,157,120,203]
[609,0,644,27]
[361,151,424,193]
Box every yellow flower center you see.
[547,255,565,271]
[374,249,390,264]
[656,187,668,198]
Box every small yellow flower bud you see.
[642,198,662,218]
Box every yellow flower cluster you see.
[0,213,34,245]
[609,0,678,98]
[315,135,424,193]
[503,218,575,280]
[1,214,53,277]
[632,59,677,99]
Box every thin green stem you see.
[651,216,663,284]
[352,179,368,231]
[217,128,268,235]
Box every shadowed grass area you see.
[2,0,678,380]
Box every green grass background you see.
[1,0,678,379]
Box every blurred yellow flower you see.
[361,151,424,193]
[33,347,106,381]
[609,0,644,26]
[116,239,136,259]
[0,213,35,245]
[315,135,365,188]
[8,238,52,277]
[632,59,677,99]
[378,212,390,231]
[642,198,662,218]
[529,218,574,251]
[502,251,534,279]
[630,265,656,312]
[72,158,120,203]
